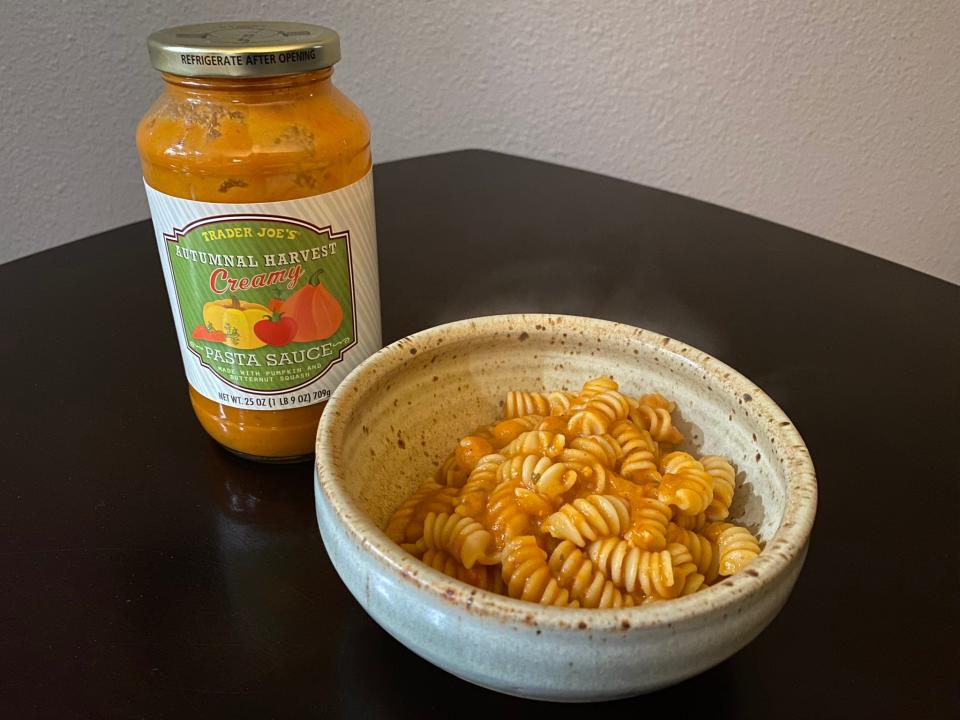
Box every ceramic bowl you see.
[314,314,816,701]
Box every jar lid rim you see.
[148,21,340,78]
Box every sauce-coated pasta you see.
[385,377,762,608]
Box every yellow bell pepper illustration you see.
[202,297,270,349]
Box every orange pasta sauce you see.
[137,22,377,461]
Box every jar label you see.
[143,171,380,410]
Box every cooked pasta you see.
[541,495,630,547]
[658,452,714,516]
[667,522,718,583]
[455,453,506,519]
[502,429,566,459]
[385,480,459,543]
[491,415,543,446]
[504,390,577,420]
[384,376,763,608]
[501,536,576,606]
[422,548,506,593]
[585,538,698,599]
[498,454,577,498]
[631,396,684,445]
[484,478,537,545]
[548,540,635,608]
[611,420,660,484]
[622,495,672,551]
[422,511,499,568]
[455,435,495,472]
[704,522,762,576]
[702,455,736,522]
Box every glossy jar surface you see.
[137,68,372,461]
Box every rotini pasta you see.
[502,429,566,459]
[385,480,459,543]
[504,391,576,419]
[667,522,718,583]
[422,511,499,568]
[455,434,495,473]
[567,390,632,435]
[541,495,631,546]
[455,453,506,519]
[703,522,761,576]
[702,455,736,522]
[501,536,575,606]
[630,396,684,445]
[384,377,763,608]
[422,548,506,593]
[611,420,660,484]
[578,376,619,399]
[658,452,714,516]
[548,540,635,608]
[491,415,543,446]
[498,454,578,498]
[484,478,537,545]
[569,434,623,468]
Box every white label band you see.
[143,171,381,410]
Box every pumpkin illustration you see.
[201,297,270,349]
[281,271,344,342]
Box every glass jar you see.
[137,22,380,462]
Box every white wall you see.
[2,1,958,283]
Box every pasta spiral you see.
[672,511,707,531]
[513,486,559,518]
[455,453,507,519]
[502,430,566,459]
[630,397,684,445]
[435,453,469,488]
[704,522,761,576]
[501,536,575,606]
[556,448,611,494]
[422,548,506,593]
[548,540,635,608]
[455,435,495,473]
[702,455,736,522]
[498,454,577,498]
[491,415,544,446]
[578,376,619,399]
[567,390,632,435]
[385,480,459,543]
[569,434,623,468]
[504,391,576,419]
[611,419,660,483]
[484,479,536,545]
[422,511,499,568]
[623,496,672,551]
[658,451,714,516]
[387,377,762,608]
[667,522,717,582]
[586,540,700,599]
[541,495,630,546]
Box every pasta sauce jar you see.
[137,22,380,462]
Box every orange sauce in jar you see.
[137,22,379,461]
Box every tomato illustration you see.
[254,311,299,347]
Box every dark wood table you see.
[2,151,957,718]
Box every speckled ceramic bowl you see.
[314,314,816,701]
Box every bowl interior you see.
[329,316,789,546]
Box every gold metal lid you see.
[147,21,340,78]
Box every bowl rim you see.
[315,313,817,632]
